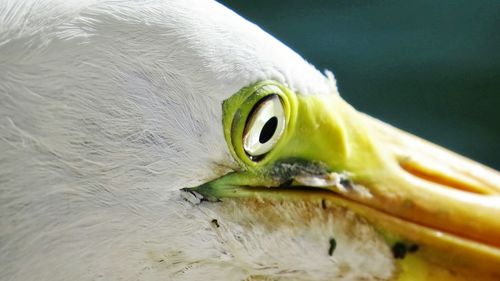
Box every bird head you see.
[1,0,499,280]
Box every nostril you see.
[398,157,491,195]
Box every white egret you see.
[1,1,499,280]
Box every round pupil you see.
[259,116,278,144]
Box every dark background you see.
[218,0,500,170]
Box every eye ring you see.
[243,94,286,159]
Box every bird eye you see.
[243,94,286,158]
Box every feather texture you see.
[0,1,391,280]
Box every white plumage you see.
[0,1,393,280]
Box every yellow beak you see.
[338,112,500,280]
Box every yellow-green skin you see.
[222,80,382,177]
[196,80,387,195]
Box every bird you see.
[1,0,499,280]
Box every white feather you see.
[0,1,392,280]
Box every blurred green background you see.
[218,0,500,170]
